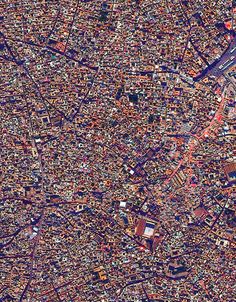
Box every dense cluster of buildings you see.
[0,0,235,301]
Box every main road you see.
[194,35,236,81]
